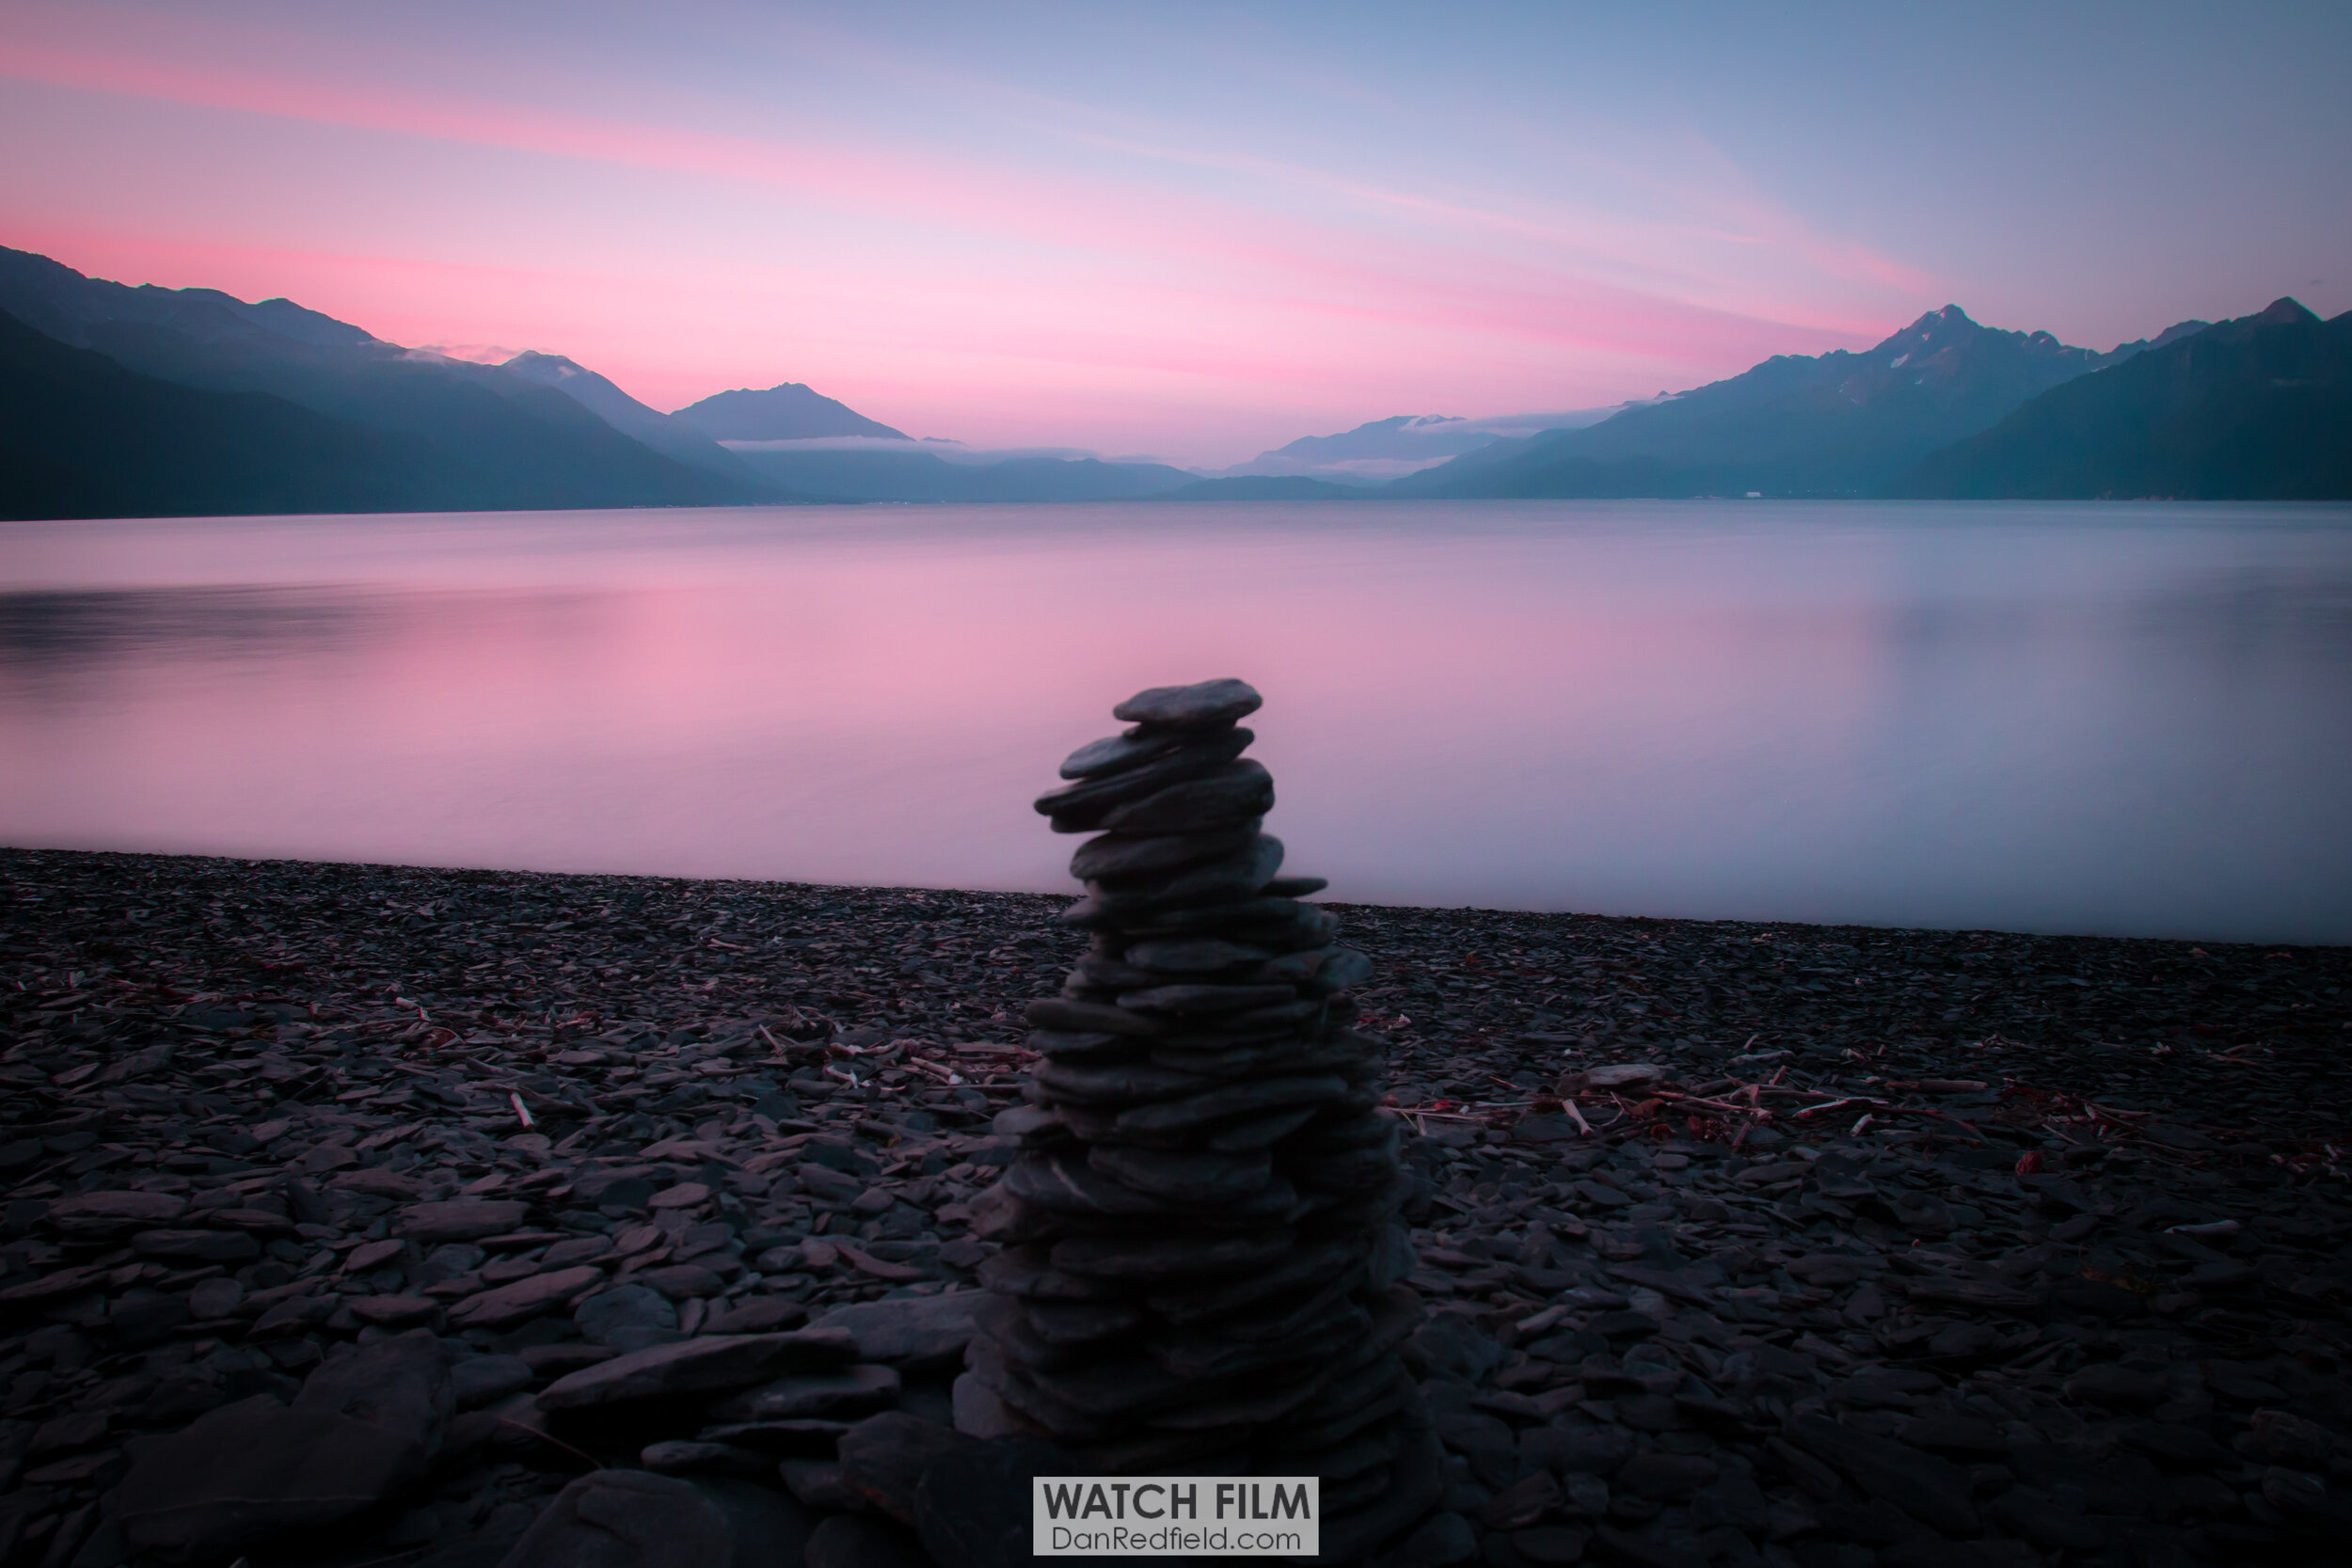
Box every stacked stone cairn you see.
[962,677,1441,1560]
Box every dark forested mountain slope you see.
[1394,307,2204,499]
[0,246,769,512]
[0,307,467,519]
[1893,300,2352,499]
[670,381,907,441]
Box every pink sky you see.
[2,1,2343,465]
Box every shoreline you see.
[3,847,2348,1566]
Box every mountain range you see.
[0,247,766,515]
[1391,306,2213,499]
[2,241,2344,517]
[1216,407,1635,483]
[671,382,908,441]
[1892,299,2352,499]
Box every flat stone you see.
[1088,1144,1271,1204]
[836,1411,981,1527]
[1069,826,1260,882]
[1090,834,1286,911]
[445,1265,604,1330]
[202,1208,298,1234]
[1113,1073,1349,1137]
[1023,998,1168,1037]
[541,1235,615,1268]
[575,1283,679,1348]
[1058,729,1187,782]
[805,1513,932,1568]
[132,1227,261,1263]
[347,1294,442,1327]
[1786,1416,1978,1535]
[1480,1471,1561,1529]
[638,1439,777,1480]
[451,1355,533,1410]
[705,1297,808,1336]
[1521,1425,1632,1475]
[1096,760,1275,834]
[706,1365,903,1422]
[1034,730,1257,825]
[812,1291,980,1368]
[536,1329,859,1410]
[104,1329,451,1561]
[1029,1057,1215,1105]
[47,1191,187,1240]
[1366,1510,1476,1568]
[649,1182,711,1211]
[399,1200,530,1243]
[343,1238,408,1273]
[637,1263,727,1300]
[914,1434,1085,1568]
[1111,677,1263,728]
[1511,1525,1592,1566]
[492,1469,731,1568]
[1116,980,1297,1016]
[187,1276,244,1319]
[521,1343,617,1376]
[2241,1408,2337,1467]
[1616,1451,1718,1499]
[2064,1364,2169,1409]
[1050,1227,1293,1281]
[1581,1064,1666,1090]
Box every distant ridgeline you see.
[1390,301,2350,501]
[1,238,2344,519]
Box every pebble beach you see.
[2,845,2348,1567]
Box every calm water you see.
[3,501,2348,943]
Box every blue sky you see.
[3,0,2344,460]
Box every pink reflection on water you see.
[2,502,2348,942]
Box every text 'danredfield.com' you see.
[1031,1476,1319,1557]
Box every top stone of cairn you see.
[1110,677,1263,730]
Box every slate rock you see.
[704,1298,808,1336]
[813,1292,980,1369]
[401,1201,531,1244]
[536,1329,859,1410]
[1367,1510,1476,1568]
[706,1365,902,1421]
[837,1411,982,1527]
[348,1294,442,1327]
[2063,1363,2169,1410]
[132,1228,260,1264]
[699,1478,823,1568]
[1615,1451,1718,1499]
[1058,730,1188,782]
[446,1265,603,1330]
[805,1513,933,1568]
[187,1276,245,1320]
[1787,1416,1978,1535]
[450,1356,533,1412]
[639,1439,778,1480]
[104,1329,451,1560]
[1112,677,1263,728]
[637,1263,727,1300]
[1095,761,1276,835]
[1406,1317,1507,1384]
[574,1284,681,1350]
[1509,1525,1592,1566]
[1480,1470,1561,1529]
[47,1192,188,1241]
[2240,1408,2338,1468]
[1522,1425,1633,1477]
[493,1469,730,1568]
[914,1434,1087,1568]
